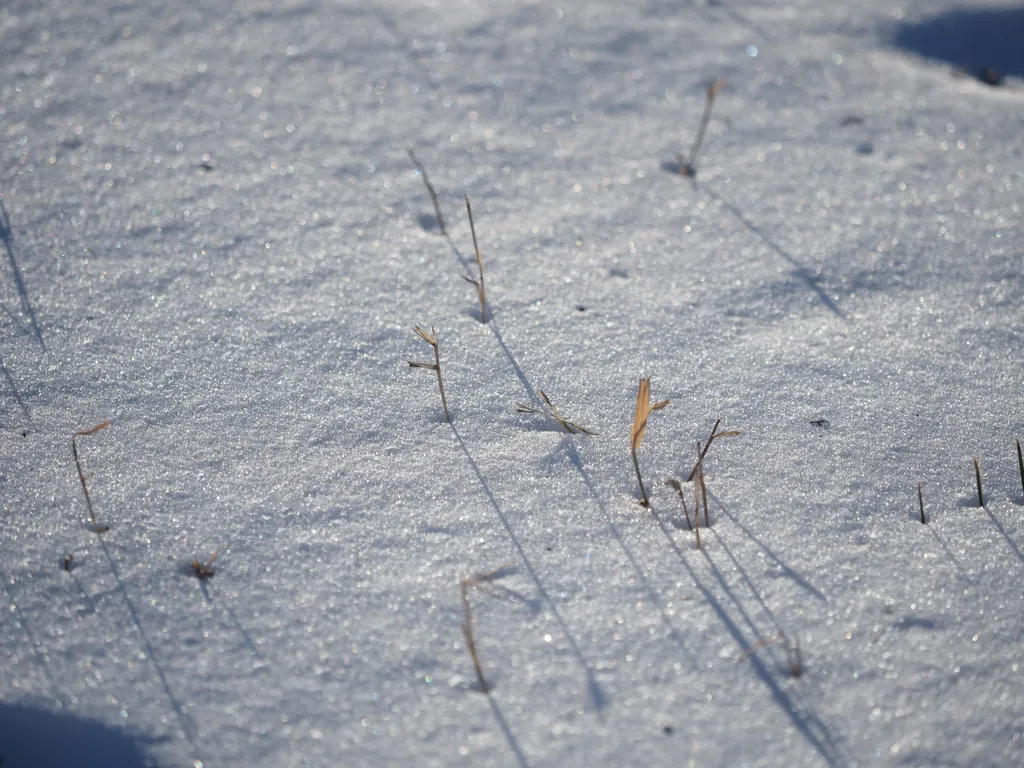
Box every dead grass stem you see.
[517,391,596,435]
[407,149,447,237]
[409,325,451,422]
[462,196,488,322]
[72,420,110,533]
[631,378,669,507]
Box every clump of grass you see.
[1016,439,1023,497]
[917,483,926,524]
[462,196,488,323]
[631,378,669,507]
[459,563,516,694]
[679,79,726,177]
[407,149,447,237]
[686,418,740,481]
[72,420,111,533]
[517,391,596,435]
[191,549,219,579]
[973,456,984,507]
[408,325,451,423]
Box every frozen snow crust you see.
[1,1,1022,766]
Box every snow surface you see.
[1,0,1023,766]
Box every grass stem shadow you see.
[649,506,845,767]
[450,424,605,713]
[0,199,45,349]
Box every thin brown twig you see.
[72,420,110,533]
[408,325,451,422]
[680,79,726,177]
[459,562,515,694]
[686,418,740,481]
[462,196,488,323]
[516,390,596,435]
[697,442,710,529]
[664,478,693,531]
[407,149,447,237]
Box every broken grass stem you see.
[463,196,488,323]
[973,456,984,507]
[681,79,725,176]
[409,325,451,423]
[407,149,447,237]
[72,420,110,533]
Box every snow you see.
[1,0,1022,765]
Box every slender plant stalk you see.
[407,149,447,237]
[665,478,693,530]
[408,325,450,422]
[516,390,596,435]
[692,470,702,549]
[686,418,740,481]
[462,196,488,323]
[1017,439,1023,497]
[460,578,489,693]
[973,456,984,507]
[631,378,669,507]
[459,564,515,694]
[917,483,925,524]
[72,420,110,533]
[680,79,726,177]
[697,443,710,528]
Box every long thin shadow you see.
[982,505,1024,567]
[708,526,790,639]
[0,199,45,349]
[0,350,30,419]
[650,509,844,767]
[199,580,264,659]
[709,489,825,601]
[927,527,973,584]
[451,425,606,712]
[707,189,844,319]
[0,568,63,704]
[489,318,540,405]
[561,436,699,668]
[485,691,531,768]
[95,535,204,761]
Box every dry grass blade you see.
[407,149,447,237]
[664,477,693,532]
[697,444,710,528]
[973,456,984,507]
[191,549,220,579]
[72,420,111,533]
[680,78,726,177]
[459,562,517,694]
[408,325,450,422]
[517,390,596,435]
[686,418,740,481]
[631,378,669,507]
[463,196,488,323]
[917,483,926,524]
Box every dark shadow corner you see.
[892,6,1024,81]
[0,702,158,767]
